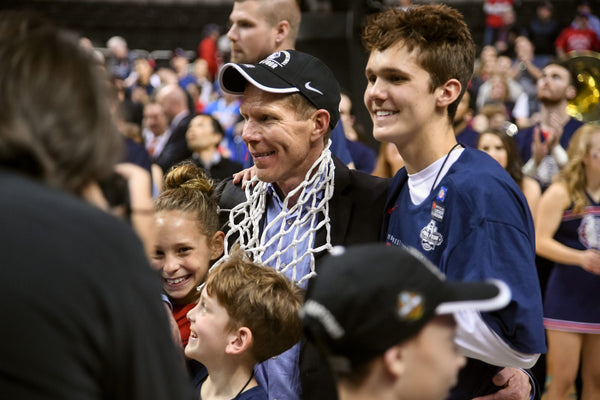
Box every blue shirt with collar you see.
[254,182,323,400]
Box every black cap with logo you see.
[219,50,341,129]
[300,244,511,366]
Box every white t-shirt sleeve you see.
[454,310,540,368]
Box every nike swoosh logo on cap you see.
[304,81,323,95]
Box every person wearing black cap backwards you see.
[302,244,512,400]
[216,50,389,400]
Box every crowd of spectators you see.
[95,0,600,183]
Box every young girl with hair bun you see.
[151,162,224,348]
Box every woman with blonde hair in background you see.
[535,123,600,400]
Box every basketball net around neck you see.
[217,141,335,285]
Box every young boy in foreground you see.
[185,247,302,400]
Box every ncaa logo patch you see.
[420,220,443,251]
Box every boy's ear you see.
[436,79,462,109]
[210,231,225,261]
[382,344,407,379]
[226,327,253,355]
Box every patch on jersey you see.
[397,291,424,320]
[420,220,443,251]
[431,201,445,222]
[437,186,448,202]
[578,214,600,249]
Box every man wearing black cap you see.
[301,244,512,400]
[217,50,389,400]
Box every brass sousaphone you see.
[565,51,600,122]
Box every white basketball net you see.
[218,143,335,285]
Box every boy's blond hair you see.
[205,246,303,362]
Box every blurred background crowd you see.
[1,0,598,174]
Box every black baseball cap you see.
[218,50,341,129]
[300,244,511,366]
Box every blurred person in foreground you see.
[0,11,194,399]
[301,243,511,400]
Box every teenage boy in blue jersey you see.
[362,5,546,400]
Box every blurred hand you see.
[545,112,563,149]
[472,367,531,400]
[581,249,600,275]
[531,126,549,165]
